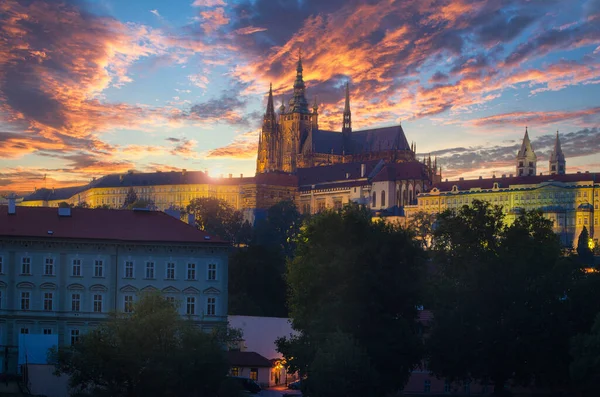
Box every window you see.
[166,262,176,280]
[44,258,54,275]
[20,328,29,334]
[43,292,53,311]
[381,190,386,207]
[186,297,196,315]
[124,295,134,313]
[72,259,81,276]
[71,293,81,312]
[206,297,216,316]
[93,294,103,313]
[187,263,196,280]
[0,256,3,274]
[231,367,239,377]
[21,257,31,275]
[94,260,104,277]
[0,290,2,309]
[166,296,176,305]
[424,380,431,393]
[70,329,80,345]
[124,261,134,278]
[207,264,217,281]
[21,291,30,310]
[250,368,258,381]
[372,191,377,207]
[444,381,451,393]
[463,381,471,395]
[145,262,155,279]
[43,328,52,335]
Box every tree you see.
[228,245,287,317]
[50,293,234,397]
[75,202,90,209]
[94,204,111,209]
[577,226,594,265]
[305,332,377,397]
[407,210,436,249]
[58,201,72,208]
[186,198,243,243]
[253,200,303,257]
[126,199,155,210]
[122,187,138,209]
[427,201,571,394]
[278,204,425,395]
[570,313,600,396]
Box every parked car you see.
[228,376,262,394]
[288,380,302,390]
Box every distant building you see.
[405,132,598,248]
[0,199,229,373]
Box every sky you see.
[0,0,599,193]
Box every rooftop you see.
[0,206,227,244]
[226,351,273,368]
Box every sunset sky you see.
[1,0,599,193]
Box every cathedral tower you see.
[256,84,278,173]
[549,130,566,175]
[516,127,537,176]
[342,82,352,135]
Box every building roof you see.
[0,206,227,244]
[371,161,430,182]
[431,172,599,192]
[226,351,273,368]
[297,160,381,187]
[310,125,410,155]
[22,186,88,202]
[228,315,297,360]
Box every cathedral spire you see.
[549,130,566,175]
[265,83,275,118]
[279,94,285,113]
[516,126,537,176]
[342,82,352,134]
[312,95,318,113]
[288,49,309,113]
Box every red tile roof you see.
[433,172,599,192]
[226,351,273,367]
[0,206,228,244]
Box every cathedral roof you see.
[297,160,381,189]
[370,161,430,182]
[310,125,410,155]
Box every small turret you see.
[549,130,566,175]
[342,82,352,134]
[516,126,537,176]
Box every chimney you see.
[240,174,243,178]
[360,164,366,178]
[229,174,232,178]
[8,194,16,215]
[182,169,187,176]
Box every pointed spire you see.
[549,129,566,174]
[265,83,275,117]
[516,126,537,176]
[312,95,318,113]
[279,94,285,113]
[342,81,352,134]
[288,49,309,113]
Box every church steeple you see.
[288,50,309,114]
[266,83,275,118]
[342,82,352,134]
[516,126,537,176]
[549,130,566,175]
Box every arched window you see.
[372,192,377,207]
[381,191,386,207]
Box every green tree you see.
[50,293,233,397]
[122,187,138,209]
[187,198,243,243]
[427,201,571,394]
[228,245,287,317]
[75,202,90,209]
[278,204,425,395]
[253,200,303,257]
[407,210,436,249]
[577,226,594,265]
[305,332,377,397]
[570,313,600,396]
[126,199,155,210]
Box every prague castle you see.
[16,58,597,247]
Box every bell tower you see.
[256,83,278,173]
[549,130,566,175]
[516,127,537,176]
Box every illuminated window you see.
[231,367,239,376]
[250,368,258,381]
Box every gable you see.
[183,286,200,295]
[203,287,221,295]
[120,285,138,293]
[67,283,85,291]
[162,286,181,294]
[16,282,35,289]
[90,284,108,292]
[140,285,158,292]
[40,282,57,290]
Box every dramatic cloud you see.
[205,130,258,159]
[471,107,600,128]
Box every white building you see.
[0,201,229,373]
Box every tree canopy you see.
[427,200,573,393]
[51,293,236,397]
[278,204,425,395]
[187,197,243,243]
[577,226,594,265]
[570,312,600,396]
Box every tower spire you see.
[549,129,566,175]
[288,49,309,113]
[266,83,275,117]
[342,81,352,134]
[516,126,537,176]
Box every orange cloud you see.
[205,129,258,159]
